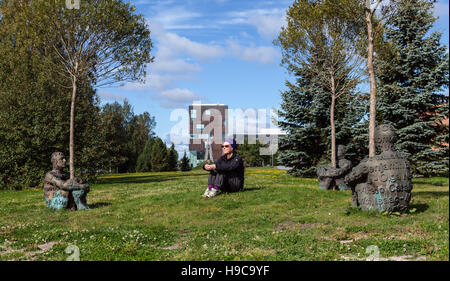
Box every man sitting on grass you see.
[202,138,244,198]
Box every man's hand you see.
[204,164,216,171]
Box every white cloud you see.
[247,13,285,39]
[227,40,280,64]
[155,88,205,108]
[124,22,220,95]
[97,90,126,102]
[225,8,287,39]
[125,9,283,108]
[218,18,247,25]
[159,32,225,61]
[152,6,202,30]
[157,88,200,102]
[152,57,202,74]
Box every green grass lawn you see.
[0,167,448,261]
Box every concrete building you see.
[188,104,228,167]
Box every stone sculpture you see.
[344,124,412,212]
[43,152,90,210]
[317,145,352,190]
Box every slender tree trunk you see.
[365,8,377,157]
[69,75,77,180]
[330,94,336,168]
[330,71,337,168]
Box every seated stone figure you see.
[317,145,352,190]
[344,124,412,212]
[43,152,90,210]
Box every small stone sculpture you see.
[317,145,352,190]
[344,124,412,212]
[43,152,90,210]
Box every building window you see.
[223,119,226,126]
[196,124,204,130]
[205,110,210,115]
[190,109,196,120]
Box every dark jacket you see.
[205,153,245,192]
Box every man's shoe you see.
[207,188,219,198]
[202,187,211,197]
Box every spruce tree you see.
[276,0,369,176]
[238,139,271,167]
[277,64,368,177]
[377,0,449,176]
[276,0,366,169]
[179,152,191,172]
[167,144,179,171]
[136,138,154,172]
[150,137,168,172]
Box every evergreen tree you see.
[277,63,368,177]
[122,109,156,173]
[99,100,156,173]
[276,0,366,168]
[99,102,130,173]
[377,0,449,176]
[275,0,369,176]
[238,139,273,167]
[150,137,168,172]
[127,112,156,172]
[167,144,179,171]
[179,152,192,172]
[136,138,154,172]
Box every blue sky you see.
[98,0,449,156]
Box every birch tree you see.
[363,0,384,157]
[27,0,154,179]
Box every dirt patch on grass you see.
[340,254,427,261]
[0,241,62,260]
[242,247,276,257]
[37,242,59,252]
[161,233,190,251]
[161,242,184,250]
[275,221,323,232]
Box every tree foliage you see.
[136,138,155,173]
[377,0,449,176]
[167,144,179,171]
[0,0,99,189]
[10,0,154,179]
[275,0,369,176]
[276,0,367,168]
[179,152,192,172]
[99,100,156,173]
[150,138,169,172]
[237,139,276,167]
[276,66,368,176]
